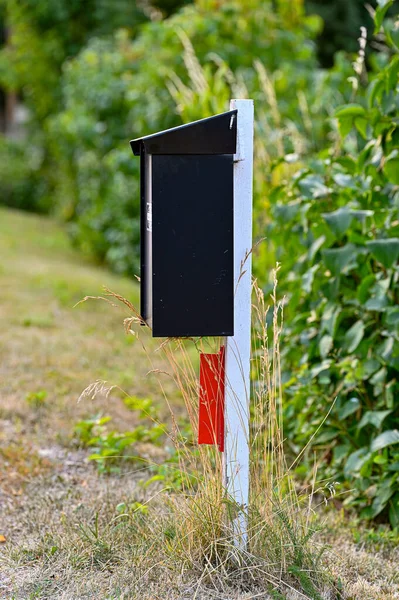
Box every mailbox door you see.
[150,154,234,337]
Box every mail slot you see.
[130,110,237,338]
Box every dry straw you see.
[82,267,335,599]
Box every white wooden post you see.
[223,99,254,546]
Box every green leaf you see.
[334,443,352,463]
[364,299,387,311]
[322,208,352,237]
[274,200,301,222]
[344,320,365,353]
[338,397,360,420]
[386,308,399,326]
[351,209,373,222]
[322,244,357,276]
[387,57,399,91]
[370,366,387,386]
[357,274,375,304]
[357,410,391,431]
[383,157,399,185]
[386,342,399,371]
[332,173,357,189]
[321,302,341,337]
[335,104,366,118]
[334,156,357,173]
[302,264,319,294]
[310,360,331,379]
[367,78,384,108]
[359,358,380,380]
[374,1,394,33]
[319,334,333,359]
[366,238,399,268]
[334,105,367,140]
[308,236,326,262]
[389,494,399,528]
[371,430,399,452]
[337,116,353,138]
[386,380,395,409]
[355,117,368,139]
[298,175,330,199]
[370,479,395,517]
[378,336,394,360]
[345,448,372,477]
[364,296,388,312]
[374,454,388,464]
[315,429,340,444]
[388,22,399,50]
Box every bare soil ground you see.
[0,208,398,599]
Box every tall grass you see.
[84,268,335,599]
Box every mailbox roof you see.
[130,109,237,156]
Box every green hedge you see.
[269,7,399,526]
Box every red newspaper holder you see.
[198,346,225,452]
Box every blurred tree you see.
[305,0,375,66]
[0,0,149,119]
[0,0,191,120]
[151,0,192,17]
[0,0,189,210]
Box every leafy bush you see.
[270,9,399,526]
[0,135,47,211]
[48,0,338,274]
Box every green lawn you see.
[0,208,398,600]
[0,207,173,433]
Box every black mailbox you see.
[130,110,237,338]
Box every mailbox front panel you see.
[150,154,234,337]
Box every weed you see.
[74,405,166,473]
[145,448,198,490]
[115,501,148,517]
[350,520,399,549]
[73,415,112,446]
[124,395,158,418]
[25,390,48,409]
[77,513,116,567]
[22,315,54,328]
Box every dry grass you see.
[120,272,334,600]
[1,208,399,599]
